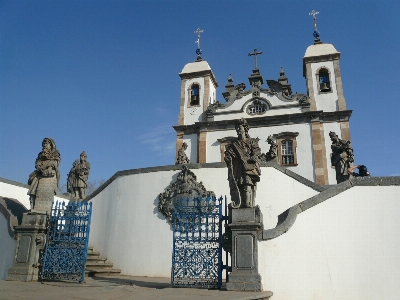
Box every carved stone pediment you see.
[158,166,215,225]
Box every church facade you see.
[174,40,352,185]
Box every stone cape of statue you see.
[224,118,262,208]
[67,151,90,200]
[27,138,61,213]
[329,131,354,184]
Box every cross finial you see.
[194,28,204,49]
[248,49,263,70]
[309,10,319,31]
[309,10,321,44]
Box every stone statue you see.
[224,118,262,208]
[329,131,354,184]
[67,151,90,200]
[27,138,61,212]
[67,159,79,197]
[176,142,190,165]
[265,135,277,160]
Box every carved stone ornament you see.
[175,142,190,165]
[259,135,277,162]
[246,99,268,115]
[158,165,215,224]
[223,83,247,102]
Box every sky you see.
[1,0,400,189]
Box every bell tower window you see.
[317,68,331,93]
[190,84,200,106]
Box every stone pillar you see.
[226,206,263,291]
[198,131,207,163]
[6,213,47,281]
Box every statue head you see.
[182,142,188,150]
[329,131,339,143]
[267,135,274,144]
[80,151,87,162]
[235,118,250,139]
[42,138,56,152]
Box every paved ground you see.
[0,276,272,300]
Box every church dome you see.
[304,43,340,58]
[180,60,212,74]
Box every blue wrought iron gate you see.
[171,196,227,289]
[41,201,92,282]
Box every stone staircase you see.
[85,246,121,277]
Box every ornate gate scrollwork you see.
[171,196,223,289]
[158,165,215,225]
[41,201,92,282]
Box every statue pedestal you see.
[226,206,263,292]
[31,176,56,214]
[6,213,47,281]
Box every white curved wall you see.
[88,166,319,277]
[0,214,16,280]
[259,186,400,299]
[0,182,30,209]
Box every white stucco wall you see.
[259,185,400,299]
[311,61,338,112]
[182,134,198,163]
[88,166,319,277]
[206,123,315,181]
[0,181,30,209]
[0,214,16,280]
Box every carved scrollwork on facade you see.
[222,83,247,102]
[158,165,215,225]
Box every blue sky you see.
[1,1,400,188]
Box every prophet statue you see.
[67,151,90,200]
[225,118,262,208]
[27,138,61,211]
[176,142,190,165]
[329,131,354,184]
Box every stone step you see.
[85,268,122,276]
[85,261,114,268]
[87,248,100,256]
[85,246,121,277]
[87,256,107,262]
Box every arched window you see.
[190,84,200,106]
[318,68,331,92]
[247,99,268,115]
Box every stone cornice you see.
[179,70,218,88]
[262,176,400,241]
[174,110,353,135]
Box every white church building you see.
[1,27,400,300]
[175,39,350,186]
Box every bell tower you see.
[303,10,352,185]
[175,28,218,163]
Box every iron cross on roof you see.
[194,28,204,49]
[309,10,319,32]
[248,49,263,70]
